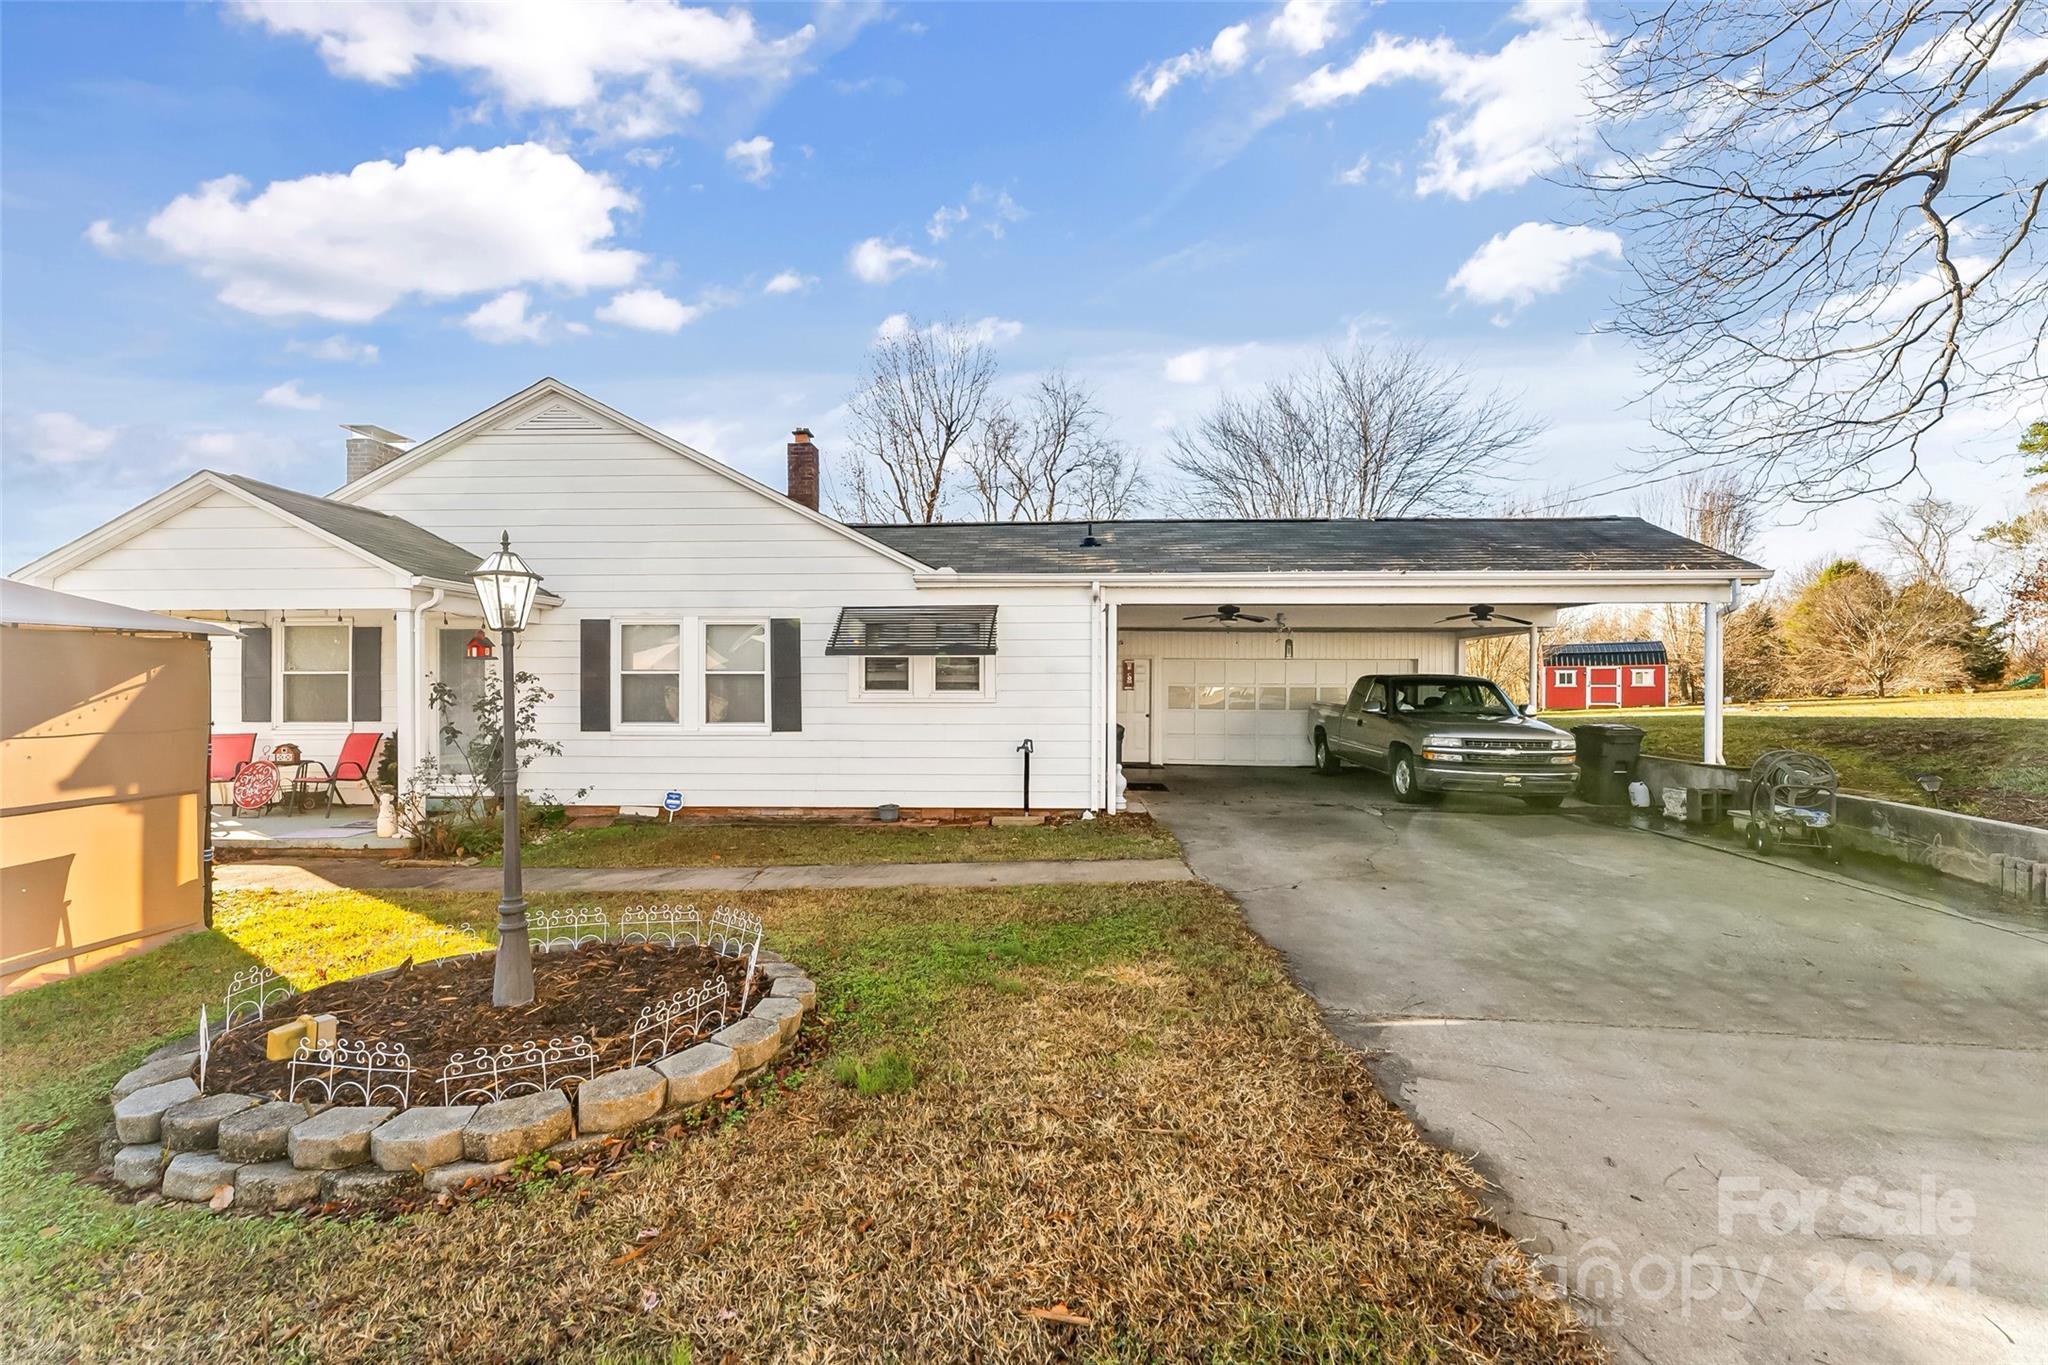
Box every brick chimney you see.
[342,424,413,483]
[786,427,820,510]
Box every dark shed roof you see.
[853,517,1765,577]
[1545,640,1669,667]
[219,473,490,583]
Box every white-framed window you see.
[863,656,912,693]
[934,655,983,694]
[282,623,351,723]
[1553,668,1578,687]
[1631,668,1657,687]
[852,654,993,700]
[620,622,683,725]
[704,620,768,726]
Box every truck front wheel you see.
[1314,731,1343,774]
[1389,748,1428,804]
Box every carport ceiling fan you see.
[1184,604,1269,625]
[1440,604,1534,626]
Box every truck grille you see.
[1462,739,1550,752]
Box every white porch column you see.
[1104,597,1120,812]
[1526,625,1543,712]
[1702,600,1725,765]
[394,606,421,793]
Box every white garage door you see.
[1158,656,1417,766]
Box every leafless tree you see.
[1588,0,2047,505]
[1168,344,1540,518]
[835,319,998,523]
[958,372,1148,521]
[1875,494,1981,590]
[1633,471,1767,699]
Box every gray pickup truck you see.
[1308,673,1577,808]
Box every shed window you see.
[283,624,350,722]
[1631,668,1657,687]
[1553,669,1578,687]
[621,623,681,724]
[705,621,767,725]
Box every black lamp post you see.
[471,532,544,1008]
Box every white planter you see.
[376,793,399,838]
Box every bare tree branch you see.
[1168,344,1540,518]
[1587,0,2047,505]
[835,318,998,523]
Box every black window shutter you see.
[240,626,272,723]
[580,618,611,732]
[350,626,381,723]
[770,617,802,732]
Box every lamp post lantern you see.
[472,532,544,1008]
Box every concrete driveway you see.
[1147,766,2048,1365]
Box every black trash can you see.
[1571,723,1644,805]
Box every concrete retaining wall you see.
[1632,754,2048,905]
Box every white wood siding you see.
[364,422,1096,810]
[202,613,398,767]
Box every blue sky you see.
[0,1,2019,571]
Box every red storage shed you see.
[1542,640,1669,710]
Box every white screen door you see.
[1117,658,1152,764]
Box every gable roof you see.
[853,517,1768,578]
[218,474,488,583]
[1545,640,1669,666]
[329,377,931,574]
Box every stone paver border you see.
[100,951,815,1213]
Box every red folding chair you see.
[209,733,256,814]
[292,732,385,815]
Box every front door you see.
[1587,666,1622,707]
[1117,658,1152,764]
[437,627,491,770]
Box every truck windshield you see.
[1388,679,1515,718]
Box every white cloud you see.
[875,313,1022,346]
[464,289,550,343]
[927,203,970,242]
[724,135,774,185]
[1447,222,1623,313]
[1163,344,1258,385]
[762,269,814,296]
[927,185,1027,242]
[1293,2,1607,199]
[17,412,118,465]
[231,0,815,141]
[622,147,671,170]
[1269,0,1340,55]
[259,379,325,410]
[848,236,938,284]
[1334,154,1372,185]
[596,287,703,333]
[84,219,124,253]
[173,429,303,476]
[1130,21,1252,108]
[286,334,380,364]
[565,320,592,336]
[141,143,642,323]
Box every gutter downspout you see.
[407,584,445,799]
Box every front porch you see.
[210,808,410,853]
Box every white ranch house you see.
[15,378,1768,815]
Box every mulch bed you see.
[204,943,754,1099]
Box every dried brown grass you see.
[7,883,1597,1364]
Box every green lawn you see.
[0,883,1593,1363]
[1546,691,2048,827]
[499,812,1181,868]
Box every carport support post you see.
[1526,624,1542,712]
[1702,598,1726,766]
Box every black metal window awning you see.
[827,605,998,655]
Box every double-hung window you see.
[704,621,768,725]
[282,624,351,722]
[620,623,682,724]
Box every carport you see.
[871,515,1770,812]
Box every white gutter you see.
[1088,579,1103,814]
[408,585,445,793]
[912,569,1772,589]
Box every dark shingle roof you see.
[853,517,1766,577]
[219,473,487,582]
[1546,640,1669,666]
